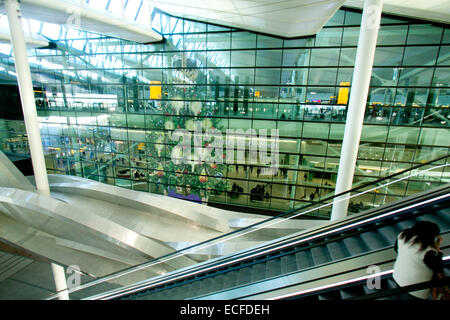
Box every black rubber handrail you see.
[349,275,450,300]
[45,154,450,299]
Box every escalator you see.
[275,250,450,301]
[88,183,449,300]
[283,262,450,301]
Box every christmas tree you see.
[145,95,228,200]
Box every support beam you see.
[4,0,69,300]
[20,0,162,43]
[330,0,383,221]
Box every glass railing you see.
[43,154,450,300]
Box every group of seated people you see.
[250,184,269,201]
[116,168,146,180]
[229,182,243,198]
[229,182,270,202]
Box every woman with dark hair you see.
[392,221,444,300]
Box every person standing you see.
[392,221,444,300]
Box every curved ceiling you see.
[152,0,346,38]
[2,1,448,44]
[344,0,450,25]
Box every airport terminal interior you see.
[0,0,448,300]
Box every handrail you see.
[45,154,450,299]
[349,275,450,300]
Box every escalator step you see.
[375,278,399,300]
[223,269,240,289]
[281,254,298,274]
[317,290,340,300]
[327,240,351,261]
[435,209,450,230]
[212,273,226,291]
[359,231,391,251]
[188,279,206,298]
[298,294,319,301]
[160,285,183,300]
[342,235,370,256]
[266,258,282,278]
[395,219,416,231]
[201,276,220,296]
[295,250,315,270]
[310,245,332,265]
[362,282,379,295]
[377,224,402,243]
[237,267,252,285]
[385,278,397,290]
[374,229,393,247]
[251,262,267,282]
[340,286,363,300]
[138,291,158,300]
[420,210,450,232]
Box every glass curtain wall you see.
[0,8,449,218]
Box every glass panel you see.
[184,20,207,33]
[315,28,343,46]
[256,49,282,66]
[398,68,434,87]
[207,50,230,68]
[282,49,310,67]
[207,32,231,50]
[310,48,339,66]
[302,122,329,139]
[341,27,359,46]
[257,35,283,48]
[402,46,439,66]
[231,32,257,49]
[308,68,337,86]
[361,125,388,142]
[283,38,314,48]
[418,127,450,146]
[230,50,255,67]
[336,67,354,84]
[184,33,207,51]
[255,68,281,85]
[344,11,362,25]
[407,25,443,45]
[329,123,345,140]
[377,25,407,45]
[339,48,357,66]
[443,29,450,44]
[437,46,450,65]
[386,127,420,144]
[305,88,336,104]
[370,67,398,87]
[373,46,404,66]
[325,10,345,27]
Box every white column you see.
[4,0,69,300]
[330,0,383,221]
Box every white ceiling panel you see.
[153,0,346,38]
[9,0,163,43]
[344,0,450,24]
